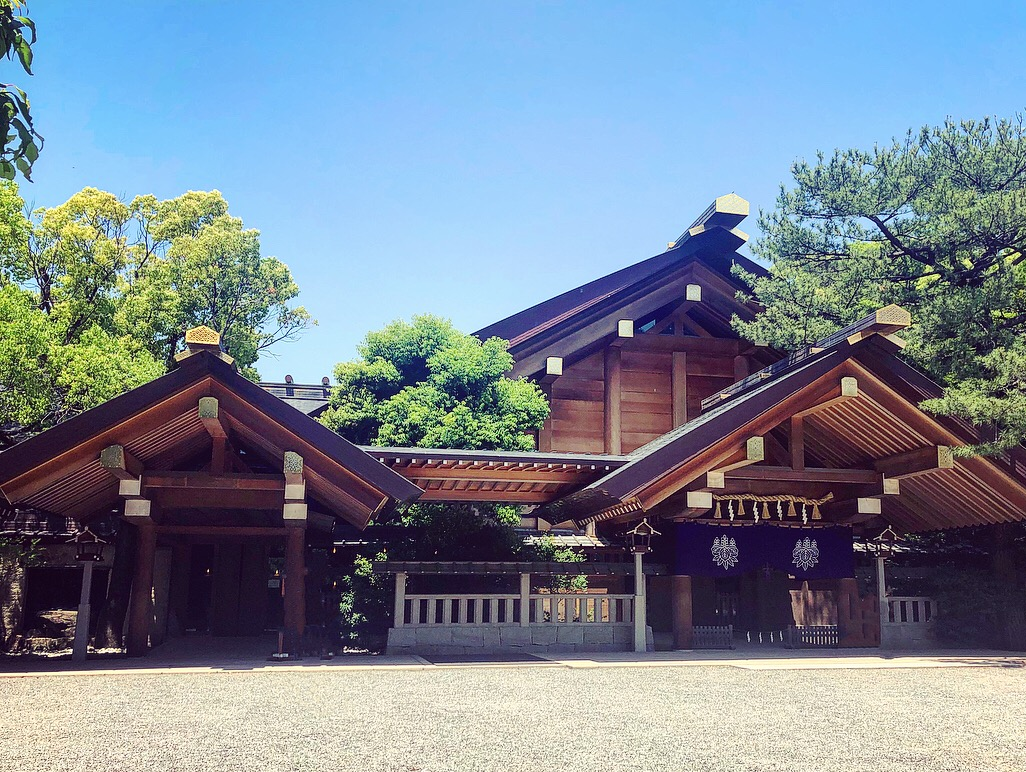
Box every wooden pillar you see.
[283,522,306,654]
[733,355,749,381]
[72,560,95,662]
[671,351,688,426]
[835,577,860,646]
[126,520,156,657]
[604,347,622,454]
[393,571,407,628]
[671,575,693,649]
[790,415,805,471]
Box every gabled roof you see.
[475,194,766,374]
[0,350,422,528]
[540,311,1026,533]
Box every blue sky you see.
[21,1,1026,381]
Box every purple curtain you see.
[674,522,853,579]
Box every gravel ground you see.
[1,663,1025,772]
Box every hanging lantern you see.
[872,525,900,559]
[69,527,106,562]
[626,518,662,554]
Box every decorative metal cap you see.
[184,325,221,346]
[174,325,235,366]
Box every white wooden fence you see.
[399,593,634,627]
[886,596,936,625]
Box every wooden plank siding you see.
[545,338,742,454]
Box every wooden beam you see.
[540,356,563,385]
[123,498,152,519]
[100,444,143,480]
[416,489,556,503]
[671,351,688,427]
[685,490,713,509]
[792,377,858,419]
[687,471,726,491]
[401,468,584,485]
[874,445,954,479]
[153,488,286,510]
[198,396,228,439]
[725,466,880,485]
[156,526,286,537]
[142,472,285,491]
[619,335,741,355]
[790,415,805,471]
[604,347,622,455]
[283,451,307,522]
[712,437,764,473]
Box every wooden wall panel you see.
[549,352,605,453]
[544,340,742,454]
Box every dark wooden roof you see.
[539,316,1026,533]
[0,351,421,527]
[474,194,766,372]
[364,446,629,504]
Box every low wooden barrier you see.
[401,593,634,626]
[693,625,733,649]
[785,624,839,648]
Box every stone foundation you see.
[386,623,654,655]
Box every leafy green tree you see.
[0,182,311,442]
[0,283,163,445]
[0,1,41,180]
[321,315,548,450]
[323,316,552,646]
[734,115,1026,452]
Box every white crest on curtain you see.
[792,537,820,571]
[711,535,739,570]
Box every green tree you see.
[0,283,163,446]
[0,182,312,442]
[322,316,552,646]
[0,1,41,180]
[321,315,549,450]
[734,115,1026,452]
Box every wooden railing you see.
[886,596,936,625]
[528,594,633,625]
[404,594,519,626]
[400,593,634,626]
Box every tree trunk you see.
[93,523,137,649]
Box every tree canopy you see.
[320,315,548,450]
[734,115,1026,453]
[0,182,311,444]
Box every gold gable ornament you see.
[185,325,221,346]
[174,325,235,366]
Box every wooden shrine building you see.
[2,194,1026,657]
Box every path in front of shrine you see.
[1,651,1024,772]
[0,634,1024,677]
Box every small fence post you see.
[394,571,407,628]
[633,551,647,653]
[876,555,888,647]
[520,573,530,626]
